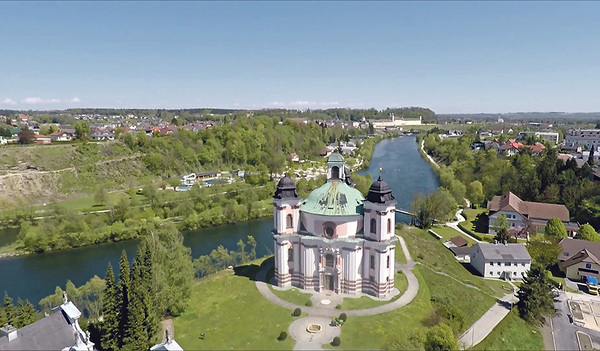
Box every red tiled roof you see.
[488,191,570,222]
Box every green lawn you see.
[36,192,128,212]
[395,241,407,264]
[429,225,477,245]
[340,272,408,310]
[461,208,489,236]
[173,258,296,350]
[336,267,432,350]
[472,310,544,351]
[269,286,313,307]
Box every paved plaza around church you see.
[255,234,420,349]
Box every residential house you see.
[289,153,300,162]
[195,171,218,180]
[31,134,51,145]
[0,295,94,350]
[444,236,471,262]
[0,136,7,145]
[558,238,600,281]
[50,131,74,142]
[470,243,531,280]
[518,131,560,144]
[488,192,579,236]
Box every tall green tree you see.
[4,292,14,326]
[94,185,108,206]
[141,243,158,344]
[424,323,458,351]
[247,235,257,261]
[575,224,600,242]
[124,249,148,350]
[15,299,36,328]
[492,214,510,244]
[236,239,247,264]
[527,239,561,270]
[516,266,557,325]
[544,218,568,241]
[101,263,119,351]
[117,251,131,349]
[411,188,458,229]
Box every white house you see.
[470,243,531,280]
[273,153,398,298]
[50,131,75,142]
[0,293,94,350]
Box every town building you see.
[272,153,398,298]
[470,243,531,280]
[518,131,560,144]
[0,294,94,350]
[150,330,183,351]
[50,131,75,142]
[558,238,600,281]
[371,114,422,129]
[564,129,600,150]
[487,191,579,236]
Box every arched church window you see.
[387,218,392,234]
[387,255,390,268]
[331,166,340,180]
[288,248,293,262]
[286,214,293,229]
[370,255,375,269]
[326,254,334,267]
[370,218,377,234]
[323,223,335,238]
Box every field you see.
[172,226,529,350]
[472,310,544,350]
[173,258,296,350]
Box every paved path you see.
[255,234,420,349]
[446,208,482,243]
[458,292,517,349]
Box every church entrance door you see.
[324,274,334,291]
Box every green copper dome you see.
[301,180,364,216]
[328,152,344,163]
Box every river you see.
[0,136,439,305]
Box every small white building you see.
[470,243,531,280]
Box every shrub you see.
[305,300,313,307]
[339,313,347,322]
[331,336,341,347]
[292,307,301,317]
[277,331,288,341]
[335,304,342,309]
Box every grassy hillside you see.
[0,142,149,203]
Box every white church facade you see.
[272,153,398,298]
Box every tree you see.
[17,130,35,144]
[466,180,484,207]
[15,299,36,328]
[544,217,568,241]
[101,263,119,351]
[74,122,90,140]
[143,223,194,317]
[589,146,596,166]
[117,251,131,349]
[516,266,557,325]
[527,239,561,270]
[94,185,108,206]
[142,184,158,207]
[4,292,14,326]
[237,239,247,264]
[424,323,458,351]
[575,224,600,242]
[492,214,510,244]
[247,235,257,261]
[168,178,181,189]
[411,189,458,229]
[124,248,149,350]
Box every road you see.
[552,291,600,351]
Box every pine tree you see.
[516,266,557,325]
[101,263,119,351]
[117,251,131,349]
[141,242,158,343]
[15,299,36,328]
[123,246,148,350]
[4,292,14,326]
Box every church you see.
[272,152,398,298]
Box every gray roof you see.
[0,310,77,350]
[472,243,531,261]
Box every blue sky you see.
[1,1,599,113]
